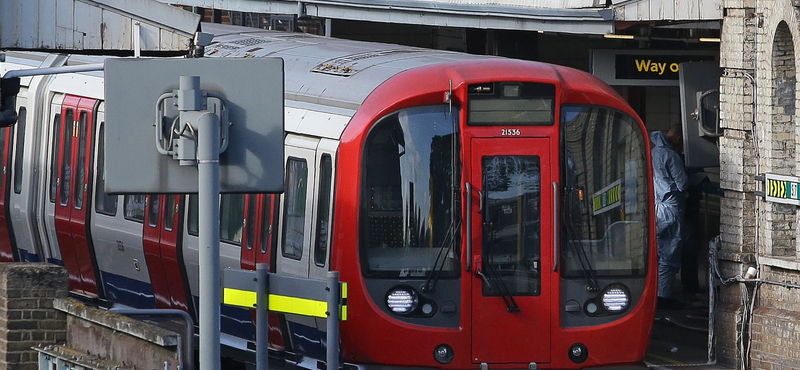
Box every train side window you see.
[164,195,177,231]
[124,194,146,222]
[261,195,278,254]
[94,124,118,216]
[314,154,333,267]
[282,157,308,260]
[59,110,74,207]
[245,195,257,250]
[74,112,88,210]
[49,113,62,203]
[188,195,198,235]
[220,194,245,245]
[13,107,26,194]
[147,195,159,228]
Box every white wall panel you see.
[1,0,198,51]
[613,0,722,21]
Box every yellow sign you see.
[592,180,622,215]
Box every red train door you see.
[54,96,101,297]
[468,137,552,364]
[143,194,191,312]
[0,126,15,262]
[240,194,285,350]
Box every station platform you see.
[645,301,735,370]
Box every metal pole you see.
[197,105,221,370]
[326,271,340,370]
[256,263,270,370]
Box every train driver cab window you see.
[360,104,461,278]
[282,158,308,260]
[560,105,649,277]
[314,154,333,267]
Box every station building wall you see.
[720,0,800,368]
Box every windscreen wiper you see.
[478,259,520,313]
[422,220,459,293]
[562,189,600,292]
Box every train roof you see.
[202,23,492,111]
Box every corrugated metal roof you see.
[611,0,722,21]
[165,0,614,34]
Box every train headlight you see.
[386,287,418,314]
[601,285,629,313]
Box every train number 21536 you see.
[501,128,521,136]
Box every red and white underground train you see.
[0,23,656,369]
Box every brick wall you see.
[720,0,800,368]
[0,264,68,370]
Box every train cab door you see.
[143,194,192,313]
[277,137,317,278]
[0,125,16,261]
[468,137,553,365]
[54,95,101,297]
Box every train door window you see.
[482,155,541,296]
[282,158,308,260]
[124,194,146,222]
[59,111,74,207]
[164,195,177,231]
[314,154,332,267]
[74,112,88,209]
[94,124,117,216]
[148,195,159,228]
[245,195,257,250]
[13,107,26,194]
[188,195,198,235]
[261,195,278,254]
[220,194,244,245]
[49,113,62,203]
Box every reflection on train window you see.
[74,112,88,210]
[360,104,461,278]
[560,105,648,277]
[59,109,74,207]
[164,195,177,231]
[314,154,333,267]
[0,126,11,192]
[13,107,26,194]
[481,156,541,296]
[220,194,245,245]
[124,194,146,222]
[245,195,257,250]
[148,195,159,228]
[94,124,117,216]
[282,158,307,260]
[261,195,278,254]
[49,113,61,203]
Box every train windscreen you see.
[560,105,649,277]
[360,104,461,278]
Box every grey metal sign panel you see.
[679,61,721,168]
[104,58,285,193]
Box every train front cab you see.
[337,61,655,370]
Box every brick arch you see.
[768,20,797,258]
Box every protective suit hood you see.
[650,131,670,148]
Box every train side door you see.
[54,95,101,297]
[468,137,552,364]
[143,194,192,313]
[0,125,15,261]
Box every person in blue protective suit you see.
[651,126,688,309]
